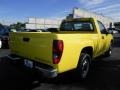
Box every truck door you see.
[97,21,108,54]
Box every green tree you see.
[10,22,25,32]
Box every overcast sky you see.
[0,0,120,24]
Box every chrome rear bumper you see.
[7,54,58,78]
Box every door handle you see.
[23,37,30,42]
[102,36,104,39]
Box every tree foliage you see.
[10,22,25,32]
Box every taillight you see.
[53,40,64,64]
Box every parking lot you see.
[0,35,120,90]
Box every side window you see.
[98,21,106,34]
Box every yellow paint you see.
[9,18,113,73]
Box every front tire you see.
[104,45,112,57]
[77,53,91,79]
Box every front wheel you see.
[77,53,91,79]
[104,45,112,57]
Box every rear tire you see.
[77,53,91,79]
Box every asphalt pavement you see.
[0,49,9,58]
[0,36,120,90]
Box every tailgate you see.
[9,32,57,65]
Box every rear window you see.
[60,21,94,31]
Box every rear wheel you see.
[77,53,91,79]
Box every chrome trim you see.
[7,54,58,78]
[35,66,58,78]
[7,55,21,60]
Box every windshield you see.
[60,21,94,31]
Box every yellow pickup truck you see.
[8,18,113,79]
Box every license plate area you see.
[24,59,33,68]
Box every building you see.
[26,18,62,30]
[72,8,114,28]
[26,8,114,29]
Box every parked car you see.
[0,25,10,49]
[108,28,120,34]
[110,28,120,47]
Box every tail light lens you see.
[53,40,64,64]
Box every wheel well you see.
[111,40,113,46]
[77,47,93,68]
[81,47,93,58]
